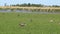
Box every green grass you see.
[0,12,60,34]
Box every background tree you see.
[28,3,31,7]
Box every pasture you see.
[0,12,60,34]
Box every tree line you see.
[10,3,44,7]
[5,3,60,7]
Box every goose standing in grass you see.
[19,23,26,27]
[50,20,53,22]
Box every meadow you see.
[0,12,60,34]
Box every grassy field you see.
[0,12,60,34]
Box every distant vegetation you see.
[10,3,45,7]
[9,3,60,7]
[52,5,60,7]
